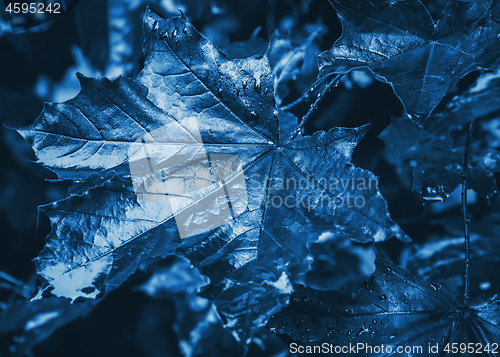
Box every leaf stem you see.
[462,121,474,310]
[280,75,331,111]
[287,74,342,142]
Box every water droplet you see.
[480,281,491,290]
[183,27,187,34]
[357,327,368,336]
[254,81,261,93]
[372,319,377,325]
[379,294,387,300]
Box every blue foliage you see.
[0,1,500,356]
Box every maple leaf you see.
[75,0,220,77]
[268,26,322,106]
[297,231,375,291]
[0,298,95,355]
[319,0,500,120]
[268,256,500,356]
[18,9,406,341]
[76,0,146,77]
[380,69,500,201]
[407,204,500,305]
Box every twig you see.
[280,74,332,111]
[286,74,342,142]
[462,121,474,310]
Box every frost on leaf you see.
[320,0,500,120]
[18,9,406,341]
[268,257,500,355]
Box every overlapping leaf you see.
[297,232,375,291]
[408,205,500,304]
[0,298,96,355]
[75,0,222,77]
[18,10,406,341]
[269,26,321,106]
[319,0,500,120]
[380,70,500,201]
[140,257,244,357]
[268,257,500,356]
[407,233,500,305]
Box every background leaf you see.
[268,257,500,356]
[319,0,500,120]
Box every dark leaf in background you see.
[17,10,406,342]
[380,116,499,201]
[407,233,500,306]
[0,8,10,36]
[381,69,500,201]
[268,257,500,356]
[297,231,375,291]
[139,257,244,357]
[4,0,79,33]
[75,0,149,78]
[319,0,500,120]
[0,297,96,355]
[407,200,500,305]
[269,25,321,106]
